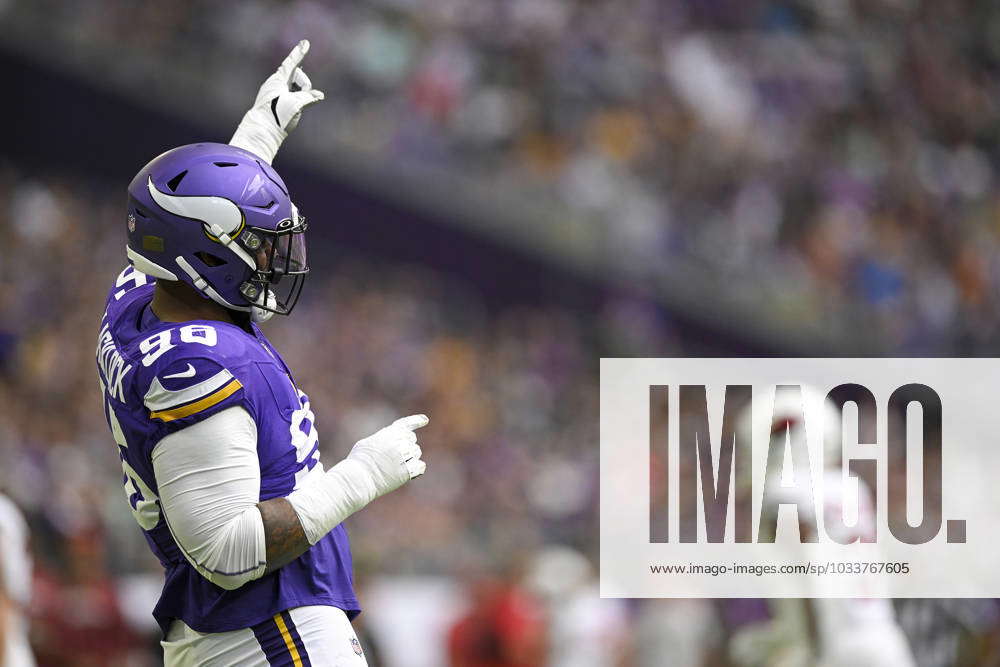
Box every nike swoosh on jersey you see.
[144,368,237,413]
[163,363,197,379]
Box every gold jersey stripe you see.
[273,613,303,667]
[149,378,242,422]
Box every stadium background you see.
[2,0,1000,664]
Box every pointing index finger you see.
[394,414,429,431]
[277,39,311,84]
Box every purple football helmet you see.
[125,143,308,321]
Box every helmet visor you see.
[271,226,308,277]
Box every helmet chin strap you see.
[174,256,253,313]
[173,255,277,324]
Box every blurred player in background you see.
[718,386,915,667]
[95,42,428,665]
[446,573,547,667]
[0,492,34,667]
[525,546,629,667]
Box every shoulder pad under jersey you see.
[133,321,262,427]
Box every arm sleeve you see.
[152,406,266,591]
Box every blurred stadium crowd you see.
[2,151,999,667]
[10,0,1000,351]
[4,0,1000,664]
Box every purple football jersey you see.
[96,266,359,635]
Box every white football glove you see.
[346,414,429,492]
[286,414,429,545]
[230,39,325,164]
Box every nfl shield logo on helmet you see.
[350,637,364,656]
[127,213,136,232]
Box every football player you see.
[0,492,33,667]
[95,41,428,665]
[723,386,914,667]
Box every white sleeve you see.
[0,494,31,606]
[152,406,266,591]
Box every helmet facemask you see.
[237,210,309,318]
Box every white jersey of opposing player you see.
[809,472,914,667]
[732,472,914,667]
[0,493,34,667]
[547,583,629,667]
[732,391,916,667]
[525,547,630,667]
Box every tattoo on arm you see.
[258,497,310,574]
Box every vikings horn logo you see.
[145,177,256,269]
